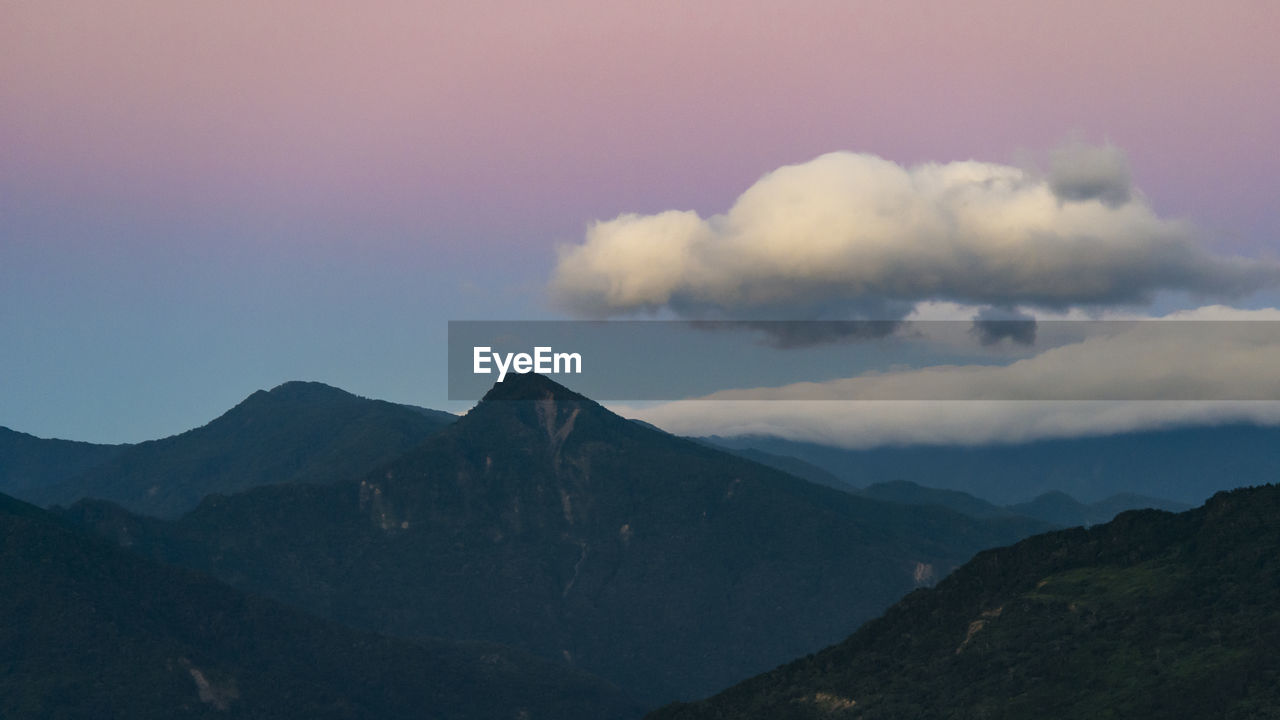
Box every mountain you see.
[63,374,1047,706]
[1087,491,1193,522]
[709,445,850,490]
[861,480,1190,527]
[27,381,455,517]
[0,426,125,500]
[650,484,1280,719]
[0,491,639,720]
[857,480,1010,519]
[1008,490,1190,527]
[705,425,1280,505]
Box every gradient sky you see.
[3,0,1280,442]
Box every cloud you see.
[1048,141,1132,207]
[691,319,902,348]
[970,306,1037,346]
[614,307,1280,447]
[551,148,1279,330]
[619,398,1280,449]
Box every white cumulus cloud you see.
[551,148,1278,324]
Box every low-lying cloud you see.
[970,306,1038,346]
[551,147,1278,329]
[620,398,1280,449]
[615,308,1280,446]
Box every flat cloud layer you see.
[616,307,1280,446]
[551,149,1278,321]
[620,398,1280,449]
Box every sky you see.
[3,0,1280,443]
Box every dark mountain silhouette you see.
[858,479,1011,519]
[1007,489,1189,527]
[1086,491,1192,521]
[0,426,125,500]
[0,491,639,720]
[21,381,455,517]
[63,374,1045,706]
[861,480,1189,527]
[705,424,1280,505]
[708,445,849,490]
[651,484,1280,719]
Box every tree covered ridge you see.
[14,381,455,518]
[652,483,1280,719]
[0,490,640,720]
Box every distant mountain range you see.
[858,479,1189,527]
[713,444,1192,527]
[0,490,639,720]
[60,374,1045,706]
[705,425,1280,506]
[703,444,848,490]
[2,381,455,517]
[1004,489,1190,527]
[652,483,1280,719]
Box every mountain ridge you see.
[26,381,456,517]
[650,483,1280,719]
[0,426,126,501]
[0,489,640,719]
[859,479,1190,527]
[63,373,1050,706]
[704,426,1280,505]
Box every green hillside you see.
[0,491,639,719]
[652,484,1280,719]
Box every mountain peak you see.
[30,381,456,518]
[262,380,359,403]
[461,373,624,448]
[478,372,589,404]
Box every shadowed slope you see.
[0,491,639,720]
[66,374,1046,705]
[651,484,1280,719]
[35,381,454,517]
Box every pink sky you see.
[5,0,1279,248]
[4,0,1280,441]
